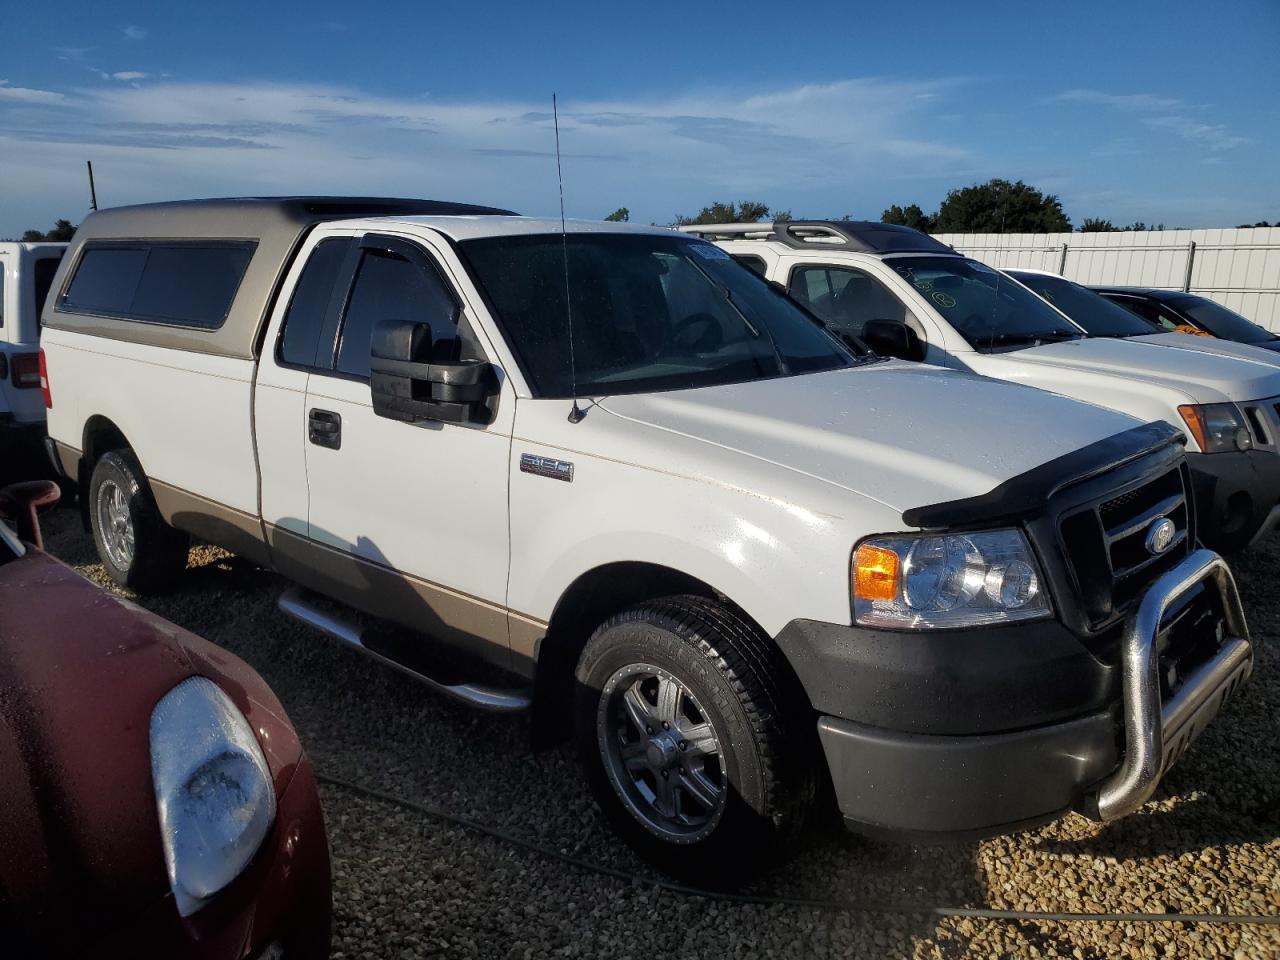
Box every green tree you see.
[881,203,936,232]
[1079,218,1118,232]
[672,200,775,226]
[933,180,1071,233]
[1121,222,1165,232]
[21,218,76,242]
[604,207,630,222]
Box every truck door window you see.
[0,264,5,327]
[334,249,463,379]
[33,256,62,323]
[279,237,355,368]
[788,265,906,337]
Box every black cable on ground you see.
[316,772,1280,928]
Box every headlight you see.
[150,676,276,917]
[852,528,1050,629]
[1178,403,1252,453]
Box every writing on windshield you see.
[890,257,1080,349]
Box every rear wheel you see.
[89,449,189,592]
[574,595,815,881]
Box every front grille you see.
[1246,407,1270,446]
[1237,396,1280,451]
[1059,464,1193,627]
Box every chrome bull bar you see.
[1086,548,1252,822]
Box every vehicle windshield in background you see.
[1013,273,1155,337]
[1174,295,1275,344]
[461,234,856,398]
[889,256,1081,349]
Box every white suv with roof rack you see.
[38,199,1252,878]
[684,220,1280,552]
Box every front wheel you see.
[574,595,815,881]
[89,449,189,592]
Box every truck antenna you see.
[86,160,98,212]
[553,94,585,424]
[988,205,1006,351]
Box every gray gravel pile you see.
[41,509,1280,958]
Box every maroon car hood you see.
[0,548,302,949]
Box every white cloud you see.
[110,72,149,82]
[0,83,66,105]
[1052,87,1250,153]
[0,76,974,233]
[122,25,147,40]
[1053,89,1184,112]
[1142,114,1251,152]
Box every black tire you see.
[88,449,189,592]
[574,594,816,882]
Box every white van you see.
[687,221,1280,551]
[0,242,65,447]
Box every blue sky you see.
[1,0,1276,236]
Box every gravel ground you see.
[39,506,1280,959]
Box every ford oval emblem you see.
[1145,517,1176,555]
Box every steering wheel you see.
[672,312,723,352]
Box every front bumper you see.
[1186,449,1280,551]
[1083,549,1251,820]
[797,549,1251,837]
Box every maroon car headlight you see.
[149,677,277,917]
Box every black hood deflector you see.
[902,421,1184,530]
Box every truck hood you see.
[1127,331,1280,371]
[970,336,1280,403]
[598,361,1141,516]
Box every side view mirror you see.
[862,318,925,362]
[370,319,499,426]
[0,480,61,549]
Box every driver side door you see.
[298,231,516,671]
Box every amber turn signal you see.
[853,543,900,602]
[1177,405,1207,451]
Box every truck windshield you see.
[1173,295,1275,344]
[1011,273,1155,337]
[460,233,856,398]
[889,256,1082,349]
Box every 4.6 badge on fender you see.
[520,453,574,482]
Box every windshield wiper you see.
[984,330,1081,347]
[717,281,790,376]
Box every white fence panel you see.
[932,227,1280,332]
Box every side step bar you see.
[278,587,532,713]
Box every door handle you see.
[308,408,342,449]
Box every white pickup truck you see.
[40,198,1252,877]
[0,242,65,467]
[686,221,1280,552]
